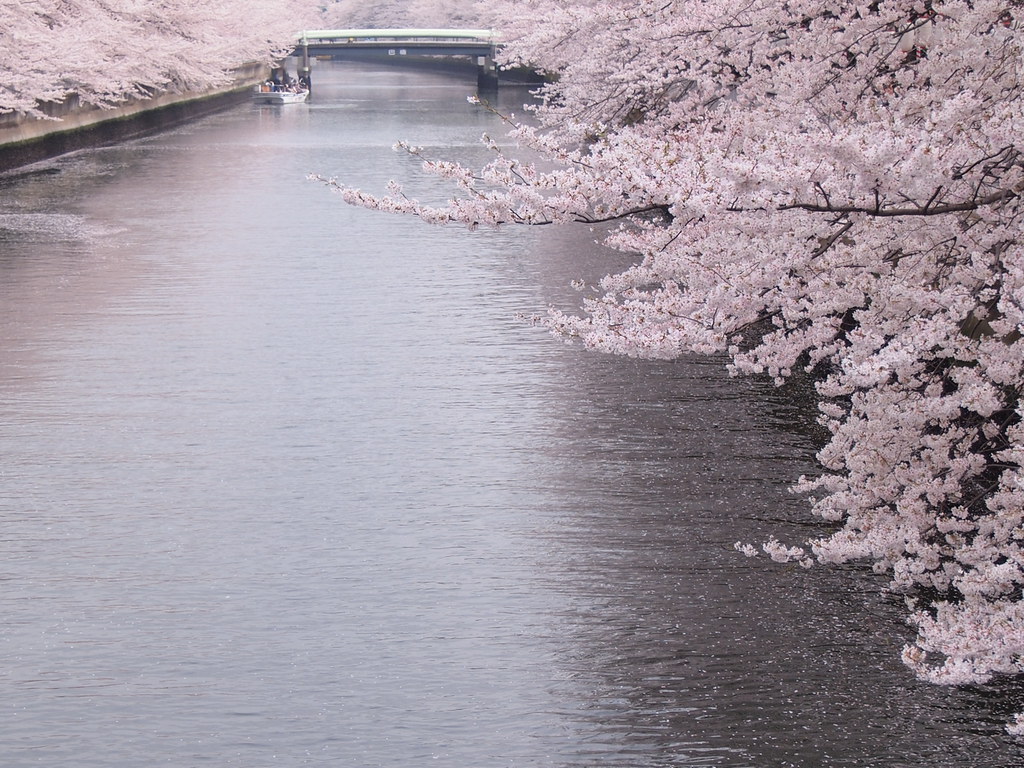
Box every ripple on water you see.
[0,62,1021,768]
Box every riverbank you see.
[0,62,268,173]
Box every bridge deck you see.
[299,28,497,43]
[289,28,505,88]
[296,28,498,58]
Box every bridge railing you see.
[298,29,499,45]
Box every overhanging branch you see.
[775,187,1021,218]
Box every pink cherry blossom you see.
[321,0,1024,733]
[0,1,317,119]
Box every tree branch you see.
[774,187,1021,217]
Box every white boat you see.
[253,85,309,104]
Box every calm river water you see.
[0,63,1020,767]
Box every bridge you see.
[290,29,504,90]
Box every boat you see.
[253,84,309,104]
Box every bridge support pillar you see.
[300,41,312,94]
[476,54,498,92]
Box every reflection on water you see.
[0,62,1021,767]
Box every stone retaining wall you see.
[0,62,268,172]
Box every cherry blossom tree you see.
[317,0,409,29]
[318,0,491,29]
[0,0,317,119]
[319,0,1024,732]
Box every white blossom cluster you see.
[320,0,1024,733]
[0,0,317,119]
[319,0,492,29]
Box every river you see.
[0,62,1020,768]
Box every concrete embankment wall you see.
[0,63,268,172]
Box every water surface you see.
[0,62,1020,767]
